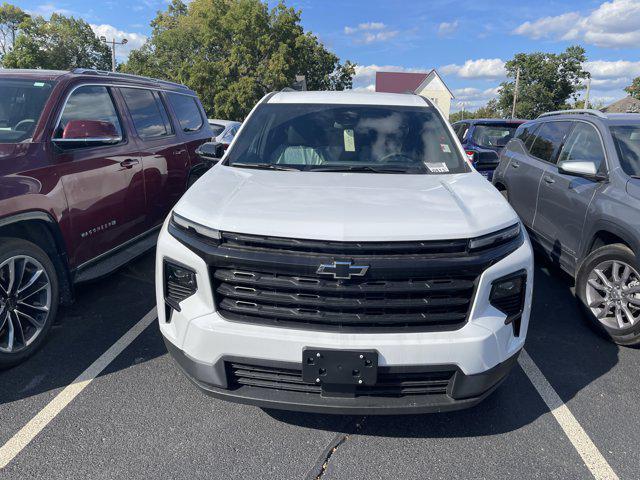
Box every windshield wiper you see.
[308,165,415,174]
[230,162,301,171]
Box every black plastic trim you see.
[164,339,520,415]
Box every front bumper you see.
[156,216,533,413]
[165,338,520,415]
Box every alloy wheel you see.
[0,255,52,354]
[585,260,640,330]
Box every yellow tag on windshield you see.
[343,129,355,152]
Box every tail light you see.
[465,150,476,162]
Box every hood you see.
[174,165,518,242]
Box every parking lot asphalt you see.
[0,251,638,479]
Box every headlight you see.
[469,223,521,251]
[170,212,221,242]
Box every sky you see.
[15,0,640,112]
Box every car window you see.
[221,125,237,143]
[528,121,572,164]
[225,103,469,174]
[558,122,605,171]
[0,78,55,144]
[471,124,518,148]
[610,125,640,177]
[55,85,122,139]
[522,124,540,150]
[121,88,173,139]
[454,123,467,142]
[167,93,204,132]
[209,123,225,137]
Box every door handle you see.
[511,162,520,169]
[174,149,187,155]
[119,158,139,169]
[543,175,556,184]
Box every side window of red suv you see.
[120,88,174,140]
[54,85,123,142]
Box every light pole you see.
[100,36,128,72]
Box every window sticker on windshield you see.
[440,143,451,153]
[343,129,355,152]
[33,82,45,87]
[426,162,449,173]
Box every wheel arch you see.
[580,221,639,267]
[0,211,73,304]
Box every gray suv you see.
[493,109,640,345]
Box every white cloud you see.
[585,60,640,78]
[437,20,459,37]
[452,86,500,109]
[28,3,75,17]
[344,22,399,44]
[440,58,506,79]
[90,24,147,61]
[513,0,640,48]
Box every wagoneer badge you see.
[316,261,369,280]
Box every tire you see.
[576,243,640,346]
[0,237,59,368]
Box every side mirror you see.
[195,141,224,164]
[558,160,605,180]
[53,120,121,147]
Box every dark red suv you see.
[0,68,213,367]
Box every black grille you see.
[228,362,453,397]
[213,268,476,331]
[220,232,469,256]
[491,294,523,315]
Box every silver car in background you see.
[493,109,640,346]
[208,119,241,150]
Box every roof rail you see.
[70,68,189,90]
[280,87,296,92]
[538,109,607,119]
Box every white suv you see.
[155,91,533,414]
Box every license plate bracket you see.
[302,348,378,386]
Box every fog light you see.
[164,260,197,315]
[490,270,527,336]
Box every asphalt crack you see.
[305,416,367,480]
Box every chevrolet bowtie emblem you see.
[316,261,369,280]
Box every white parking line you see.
[519,349,619,480]
[0,307,157,470]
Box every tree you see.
[2,13,111,70]
[0,2,28,61]
[449,99,501,122]
[496,46,589,119]
[123,0,355,120]
[625,77,640,100]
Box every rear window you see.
[471,124,518,148]
[528,121,573,163]
[0,78,55,143]
[225,103,469,174]
[121,88,173,139]
[167,93,204,132]
[209,123,225,137]
[611,125,640,176]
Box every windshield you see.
[224,103,468,174]
[611,125,640,176]
[471,124,518,148]
[0,79,55,144]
